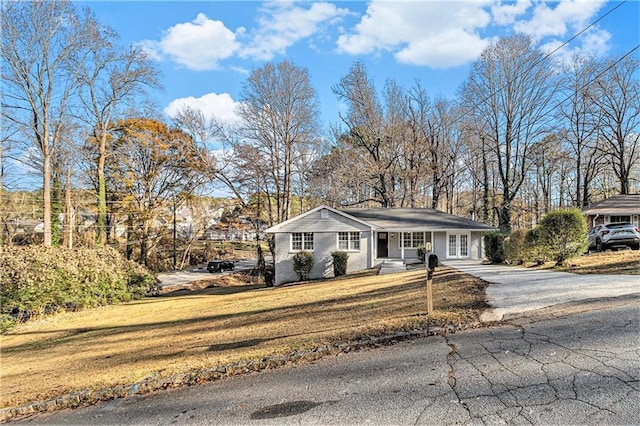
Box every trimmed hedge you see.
[292,251,314,281]
[331,251,349,277]
[0,246,157,331]
[485,232,507,264]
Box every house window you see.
[338,232,360,251]
[610,215,631,223]
[291,232,314,251]
[401,232,425,248]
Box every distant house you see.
[265,205,496,286]
[583,194,640,228]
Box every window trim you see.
[291,232,314,252]
[337,231,361,251]
[398,231,428,249]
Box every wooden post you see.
[426,271,433,315]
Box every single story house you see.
[265,205,496,286]
[583,194,640,228]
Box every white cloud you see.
[491,0,531,25]
[240,1,350,60]
[164,92,241,124]
[513,0,608,39]
[510,0,611,61]
[396,29,492,68]
[541,27,611,64]
[336,1,493,68]
[140,13,240,71]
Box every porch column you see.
[400,231,405,259]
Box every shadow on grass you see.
[4,268,484,355]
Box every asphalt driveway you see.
[157,258,259,289]
[443,260,639,321]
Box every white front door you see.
[447,233,469,259]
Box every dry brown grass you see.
[531,249,640,274]
[1,266,487,409]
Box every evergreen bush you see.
[523,226,550,265]
[0,246,157,332]
[538,208,588,266]
[292,251,314,281]
[485,232,507,264]
[504,229,527,264]
[331,251,349,277]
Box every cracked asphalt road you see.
[18,296,639,425]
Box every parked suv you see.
[588,222,640,251]
[207,260,235,273]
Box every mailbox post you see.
[426,253,438,315]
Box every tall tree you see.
[402,82,431,208]
[236,60,321,224]
[332,61,398,207]
[559,54,603,207]
[1,0,93,246]
[590,55,640,195]
[107,118,207,266]
[77,23,160,246]
[460,34,557,231]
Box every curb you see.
[1,321,484,422]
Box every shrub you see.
[523,226,550,265]
[331,251,349,277]
[0,246,157,332]
[416,245,427,263]
[485,232,507,264]
[504,229,527,265]
[538,208,588,266]
[292,251,314,281]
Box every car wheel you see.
[632,244,640,251]
[596,240,603,252]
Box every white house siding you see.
[272,209,372,285]
[382,231,487,261]
[276,209,370,233]
[470,233,485,259]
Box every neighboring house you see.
[265,205,496,286]
[583,194,640,228]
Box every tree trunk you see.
[96,131,108,246]
[64,168,73,248]
[42,150,52,247]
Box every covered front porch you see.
[372,230,473,262]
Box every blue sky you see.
[79,0,640,133]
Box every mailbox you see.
[427,254,438,279]
[428,254,439,269]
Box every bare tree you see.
[460,34,558,231]
[333,61,401,207]
[559,54,605,207]
[401,82,431,207]
[236,60,322,223]
[1,0,94,246]
[77,23,161,246]
[590,55,640,195]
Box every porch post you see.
[400,231,405,259]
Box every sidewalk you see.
[443,260,640,321]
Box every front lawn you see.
[549,249,639,274]
[1,266,487,412]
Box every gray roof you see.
[340,208,496,232]
[583,194,640,215]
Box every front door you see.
[377,232,389,258]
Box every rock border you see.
[1,321,485,422]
